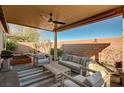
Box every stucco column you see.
[122,13,124,86]
[54,31,57,61]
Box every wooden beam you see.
[56,6,123,32]
[0,6,8,33]
[95,53,99,63]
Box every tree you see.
[8,24,40,42]
[8,24,51,54]
[23,28,40,42]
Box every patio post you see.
[122,12,124,86]
[95,53,99,63]
[54,30,57,61]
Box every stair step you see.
[19,71,50,81]
[28,77,55,87]
[17,67,42,74]
[18,69,43,78]
[20,72,54,86]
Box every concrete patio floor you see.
[0,63,123,87]
[0,70,20,87]
[0,63,34,87]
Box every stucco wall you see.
[0,21,5,68]
[53,37,122,63]
[15,37,122,63]
[15,42,35,54]
[15,42,51,54]
[0,25,3,53]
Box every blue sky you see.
[9,16,122,42]
[42,16,122,42]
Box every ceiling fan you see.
[41,13,66,25]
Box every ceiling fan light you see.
[49,21,53,24]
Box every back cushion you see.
[80,57,87,66]
[84,71,104,87]
[80,57,92,67]
[35,53,45,59]
[62,54,73,61]
[62,54,68,61]
[67,55,73,61]
[72,56,81,63]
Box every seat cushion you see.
[64,79,80,87]
[60,61,82,70]
[85,71,104,87]
[74,75,86,82]
[64,75,86,87]
[37,58,49,66]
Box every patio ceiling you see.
[2,5,122,32]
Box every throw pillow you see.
[67,55,73,61]
[62,54,68,61]
[72,56,81,63]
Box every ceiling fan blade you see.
[53,21,66,24]
[41,13,66,25]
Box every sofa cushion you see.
[80,57,92,67]
[60,60,82,71]
[35,53,45,59]
[85,71,104,87]
[72,56,81,63]
[67,55,73,61]
[80,57,87,66]
[64,75,86,87]
[64,79,80,87]
[62,54,73,61]
[74,75,86,81]
[37,58,49,66]
[62,54,68,61]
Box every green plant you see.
[100,60,115,67]
[50,48,62,57]
[6,40,17,51]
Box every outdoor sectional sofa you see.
[59,54,94,75]
[61,68,110,87]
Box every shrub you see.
[100,60,115,67]
[6,40,17,51]
[50,48,62,57]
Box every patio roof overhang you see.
[1,5,123,32]
[0,6,8,33]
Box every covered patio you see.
[0,5,124,87]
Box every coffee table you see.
[43,62,71,82]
